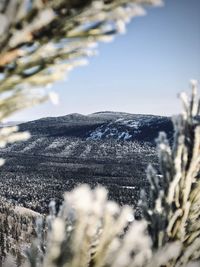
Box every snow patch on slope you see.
[86,118,141,141]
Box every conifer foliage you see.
[0,0,163,119]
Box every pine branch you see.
[141,81,200,264]
[0,0,163,120]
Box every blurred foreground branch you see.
[0,0,163,119]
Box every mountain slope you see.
[0,112,174,214]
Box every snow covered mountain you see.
[0,112,174,214]
[18,111,173,141]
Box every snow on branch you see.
[141,81,200,264]
[0,0,163,119]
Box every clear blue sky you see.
[11,0,200,121]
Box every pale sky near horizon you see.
[10,0,200,122]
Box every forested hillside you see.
[0,112,173,213]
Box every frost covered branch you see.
[27,185,180,267]
[140,81,200,265]
[0,0,163,117]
